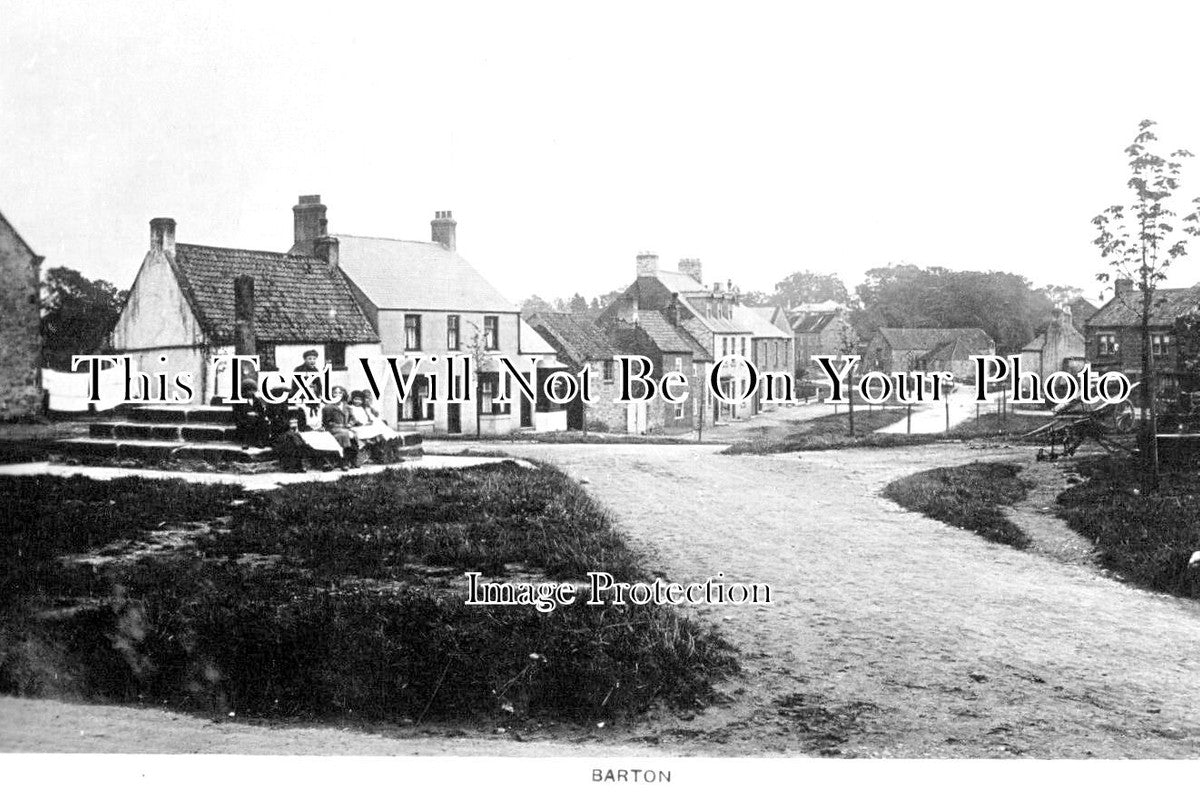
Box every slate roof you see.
[1021,333,1047,352]
[731,304,792,339]
[334,235,518,312]
[172,244,378,344]
[792,312,838,335]
[877,327,993,353]
[1086,287,1200,328]
[526,312,616,368]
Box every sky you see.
[3,0,1200,306]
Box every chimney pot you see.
[150,218,176,257]
[432,210,457,250]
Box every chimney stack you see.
[313,236,339,269]
[293,195,327,253]
[636,251,659,277]
[678,258,703,284]
[150,218,176,257]
[432,210,457,250]
[1115,277,1134,297]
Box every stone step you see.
[128,405,235,424]
[51,438,273,463]
[89,421,236,443]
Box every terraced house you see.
[599,254,761,423]
[290,196,565,434]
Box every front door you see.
[521,394,533,428]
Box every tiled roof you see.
[636,310,712,359]
[923,338,974,364]
[527,312,616,368]
[334,235,518,312]
[1086,287,1200,328]
[1020,333,1047,352]
[1069,298,1098,325]
[878,327,993,353]
[172,244,378,344]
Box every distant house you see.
[599,254,781,423]
[1018,305,1086,381]
[527,311,626,432]
[1085,278,1200,402]
[790,309,855,376]
[609,309,712,432]
[866,327,995,382]
[111,217,381,403]
[289,196,561,434]
[0,209,44,418]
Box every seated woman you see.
[320,386,360,470]
[347,390,403,463]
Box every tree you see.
[40,266,128,370]
[1092,119,1200,490]
[464,322,493,439]
[852,263,1052,354]
[521,295,554,315]
[568,293,589,314]
[739,290,772,306]
[771,271,851,309]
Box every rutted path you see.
[473,441,1200,757]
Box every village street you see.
[4,439,1200,756]
[423,439,1200,757]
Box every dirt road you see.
[5,440,1200,756]
[459,440,1200,757]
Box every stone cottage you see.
[0,209,45,418]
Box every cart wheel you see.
[1111,401,1135,433]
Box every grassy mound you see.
[1057,457,1200,600]
[882,462,1030,548]
[0,465,735,723]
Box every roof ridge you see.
[332,233,444,246]
[177,242,320,260]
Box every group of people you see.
[231,349,404,472]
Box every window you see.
[602,359,614,382]
[1098,334,1118,357]
[484,316,499,350]
[398,375,432,421]
[741,337,747,357]
[722,337,728,357]
[674,356,683,374]
[674,402,685,419]
[326,342,346,370]
[1152,334,1171,357]
[404,315,422,351]
[446,315,460,350]
[478,373,510,415]
[256,344,277,372]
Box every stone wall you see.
[0,215,44,419]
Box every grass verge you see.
[724,411,1048,455]
[0,464,735,724]
[882,462,1031,548]
[1056,456,1200,600]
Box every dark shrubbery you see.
[0,466,735,723]
[882,462,1030,548]
[1057,457,1200,600]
